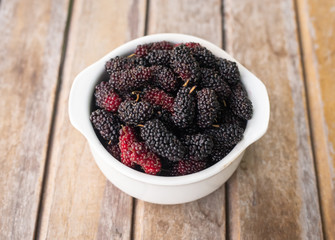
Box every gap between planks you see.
[33,0,75,238]
[221,1,230,239]
[143,0,150,37]
[292,0,325,238]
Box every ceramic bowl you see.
[68,33,270,204]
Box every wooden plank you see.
[134,186,226,240]
[37,0,147,239]
[0,0,70,239]
[296,0,335,239]
[133,1,226,239]
[224,0,323,239]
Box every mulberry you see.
[90,109,120,144]
[141,119,186,162]
[174,160,207,176]
[170,44,200,85]
[142,87,174,112]
[196,88,220,128]
[105,56,130,75]
[207,124,244,147]
[119,126,161,174]
[109,66,152,92]
[210,144,235,163]
[94,81,122,112]
[200,68,231,99]
[135,41,173,57]
[186,43,217,68]
[118,100,154,125]
[183,134,213,161]
[172,87,196,128]
[146,50,171,66]
[151,65,178,92]
[216,58,240,85]
[229,82,253,120]
[106,144,121,161]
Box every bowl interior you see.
[68,33,270,185]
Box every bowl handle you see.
[68,65,98,138]
[247,78,270,145]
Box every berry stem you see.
[189,86,197,94]
[212,124,220,128]
[131,91,141,102]
[183,79,190,87]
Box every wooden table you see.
[1,0,334,239]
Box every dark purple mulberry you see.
[187,43,217,68]
[146,50,171,66]
[106,144,121,161]
[218,107,247,129]
[207,124,244,147]
[118,100,154,125]
[174,160,207,176]
[196,88,220,128]
[229,82,253,120]
[151,65,178,92]
[170,44,200,85]
[210,144,235,163]
[109,66,152,92]
[135,41,173,57]
[216,58,240,85]
[183,134,214,161]
[90,109,121,144]
[105,56,148,75]
[141,119,186,162]
[172,87,196,128]
[105,56,131,75]
[200,68,231,99]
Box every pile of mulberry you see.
[90,41,253,176]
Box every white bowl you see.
[69,33,270,204]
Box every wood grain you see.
[133,1,226,239]
[297,0,335,239]
[224,0,323,239]
[134,186,226,240]
[37,0,146,239]
[0,0,69,238]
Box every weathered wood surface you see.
[133,1,226,240]
[297,0,335,239]
[0,0,70,239]
[37,0,146,239]
[1,0,334,239]
[225,0,323,239]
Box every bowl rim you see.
[69,33,270,186]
